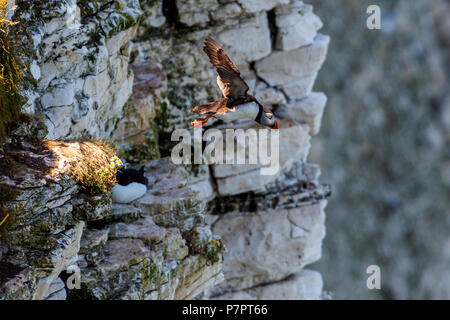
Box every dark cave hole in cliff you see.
[0,261,24,286]
[248,198,257,212]
[267,9,278,48]
[162,0,179,26]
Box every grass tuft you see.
[0,0,23,142]
[66,140,119,196]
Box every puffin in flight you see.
[190,37,278,130]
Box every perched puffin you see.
[190,37,278,129]
[111,167,148,204]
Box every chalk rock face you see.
[276,92,328,135]
[111,60,165,161]
[211,201,327,292]
[208,120,311,196]
[204,158,330,298]
[237,0,290,13]
[16,0,140,140]
[275,2,323,51]
[43,278,67,300]
[139,0,166,30]
[255,34,330,87]
[216,13,272,63]
[211,3,243,22]
[178,0,219,27]
[254,83,287,106]
[214,269,324,300]
[3,0,330,300]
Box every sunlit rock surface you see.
[214,269,324,300]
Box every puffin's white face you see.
[260,111,279,130]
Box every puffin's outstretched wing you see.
[190,98,232,115]
[203,37,249,101]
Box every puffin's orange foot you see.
[191,118,203,128]
[191,116,211,128]
[0,213,9,227]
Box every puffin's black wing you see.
[189,98,232,115]
[203,37,249,101]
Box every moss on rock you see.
[118,129,160,163]
[0,1,24,142]
[79,0,143,38]
[188,226,224,264]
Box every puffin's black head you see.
[116,167,148,186]
[254,103,278,130]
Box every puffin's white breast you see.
[216,102,259,121]
[112,182,147,203]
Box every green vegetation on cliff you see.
[66,140,119,195]
[0,0,24,142]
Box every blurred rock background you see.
[309,0,450,299]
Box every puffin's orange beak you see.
[272,120,279,130]
[191,119,202,128]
